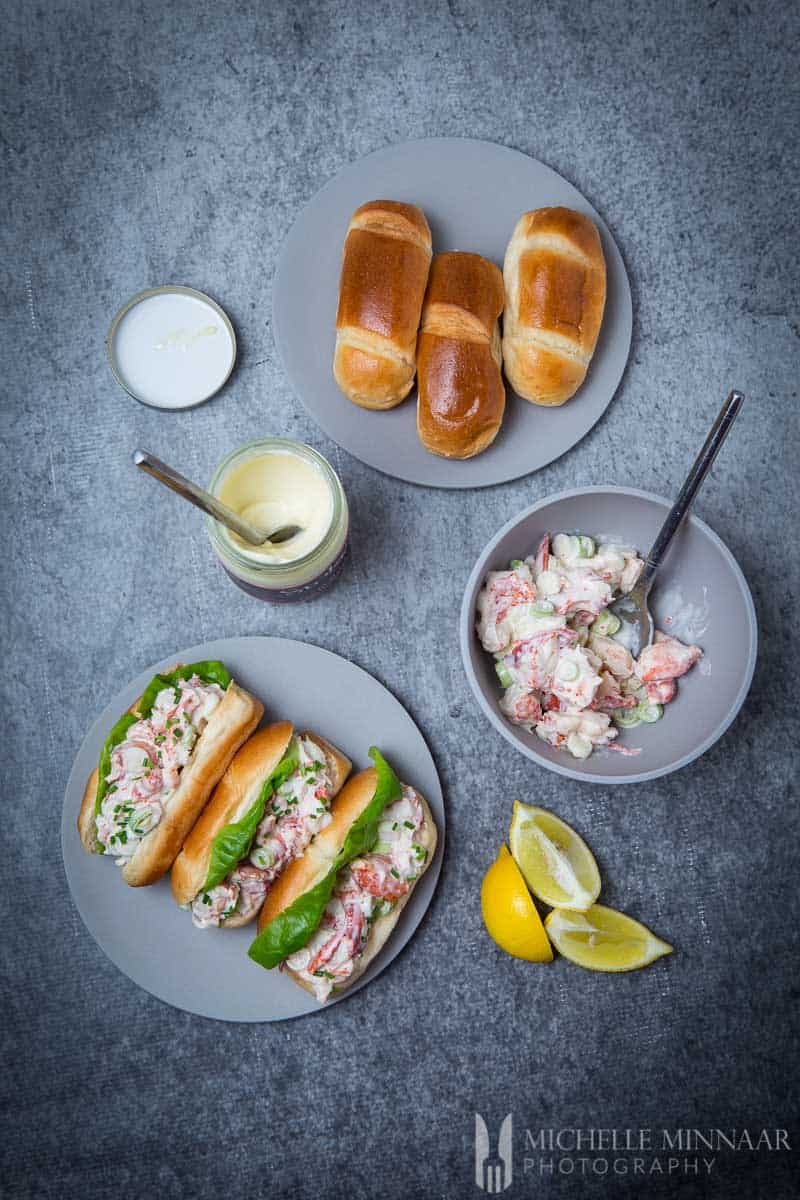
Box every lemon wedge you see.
[545,904,673,971]
[509,801,601,911]
[481,846,553,962]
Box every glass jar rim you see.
[206,437,344,576]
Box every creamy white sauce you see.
[216,451,334,564]
[111,290,235,409]
[609,596,643,655]
[655,584,711,644]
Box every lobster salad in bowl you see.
[476,532,702,760]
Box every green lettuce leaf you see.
[135,660,231,721]
[202,740,300,892]
[247,747,402,969]
[93,660,232,838]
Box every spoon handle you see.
[132,449,266,545]
[643,389,744,586]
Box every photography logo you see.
[475,1113,513,1193]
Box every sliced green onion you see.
[374,841,392,853]
[510,559,524,569]
[495,662,513,688]
[613,709,642,728]
[577,535,596,558]
[251,846,274,870]
[638,702,663,723]
[592,609,621,637]
[531,599,555,617]
[557,660,580,682]
[128,807,157,837]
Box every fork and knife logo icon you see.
[475,1113,513,1193]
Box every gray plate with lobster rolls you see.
[62,637,444,1021]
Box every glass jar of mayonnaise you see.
[207,438,349,601]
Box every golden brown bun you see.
[502,207,606,406]
[416,251,506,459]
[258,765,381,931]
[77,767,102,854]
[285,788,438,1002]
[334,200,432,410]
[170,725,351,924]
[78,676,264,886]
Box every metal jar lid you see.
[106,284,237,411]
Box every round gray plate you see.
[272,137,632,489]
[62,637,444,1021]
[460,487,758,784]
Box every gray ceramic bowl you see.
[459,487,757,784]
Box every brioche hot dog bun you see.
[502,207,606,406]
[334,200,432,409]
[170,723,351,927]
[77,665,263,887]
[416,250,506,459]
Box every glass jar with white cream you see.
[207,439,349,601]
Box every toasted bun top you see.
[336,202,432,348]
[420,251,504,342]
[257,765,380,930]
[348,200,432,251]
[512,206,603,260]
[505,207,606,352]
[417,251,505,460]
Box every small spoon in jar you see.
[132,449,302,546]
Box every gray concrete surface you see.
[2,1,798,1197]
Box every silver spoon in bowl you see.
[132,449,302,546]
[608,389,744,657]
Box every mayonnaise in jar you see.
[207,439,348,601]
